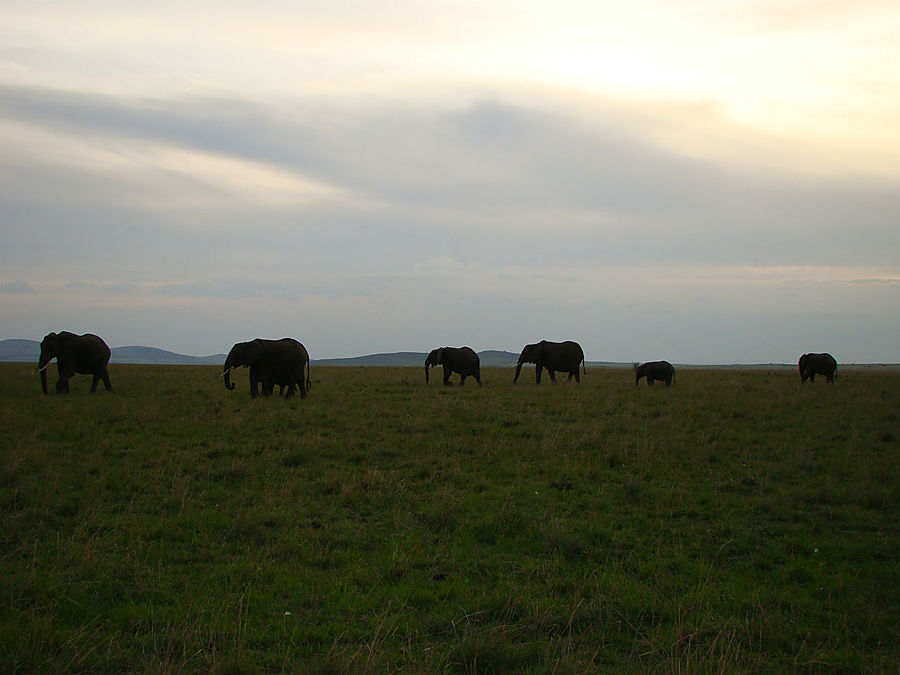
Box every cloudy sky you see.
[1,1,898,362]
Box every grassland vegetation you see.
[1,363,897,672]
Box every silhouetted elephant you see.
[34,331,112,394]
[514,340,585,384]
[425,346,482,386]
[222,338,310,399]
[634,360,674,386]
[798,353,837,383]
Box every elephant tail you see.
[306,360,311,392]
[582,357,586,375]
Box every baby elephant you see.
[425,346,482,386]
[634,360,675,386]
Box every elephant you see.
[798,353,837,383]
[513,340,585,384]
[424,346,482,386]
[222,338,310,399]
[34,331,112,394]
[634,360,675,386]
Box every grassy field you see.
[1,363,897,673]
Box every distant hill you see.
[0,342,517,367]
[110,346,226,365]
[4,339,895,369]
[477,350,519,366]
[0,339,225,365]
[0,341,519,367]
[0,339,40,362]
[313,351,426,367]
[313,350,522,367]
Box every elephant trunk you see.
[222,362,236,390]
[513,361,523,383]
[35,355,52,394]
[424,351,440,383]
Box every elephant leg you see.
[475,373,482,387]
[249,371,260,398]
[284,383,297,399]
[101,367,113,391]
[443,366,453,386]
[547,368,557,383]
[535,365,542,384]
[90,373,101,392]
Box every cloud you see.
[844,276,900,286]
[0,280,32,293]
[64,281,141,295]
[3,84,898,270]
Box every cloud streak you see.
[3,84,898,266]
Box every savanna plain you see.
[1,363,897,673]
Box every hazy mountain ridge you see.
[314,352,429,367]
[111,346,227,365]
[0,340,225,365]
[3,339,897,368]
[0,340,694,369]
[316,350,524,367]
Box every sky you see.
[1,0,898,363]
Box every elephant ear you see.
[229,342,251,367]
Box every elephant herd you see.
[32,331,839,396]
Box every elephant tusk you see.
[34,363,52,374]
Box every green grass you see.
[1,363,898,673]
